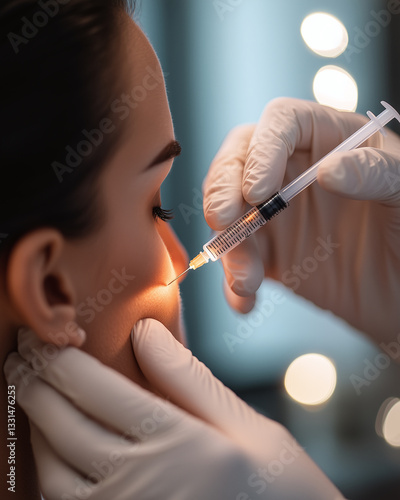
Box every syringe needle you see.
[167,267,191,286]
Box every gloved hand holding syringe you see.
[168,101,400,285]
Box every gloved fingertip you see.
[131,318,154,350]
[17,327,43,361]
[235,294,257,314]
[60,325,86,347]
[3,352,25,386]
[131,318,173,354]
[17,324,86,351]
[132,319,193,382]
[224,281,256,314]
[231,282,256,297]
[73,328,86,347]
[225,267,263,298]
[17,326,33,342]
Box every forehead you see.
[123,16,173,137]
[102,16,174,178]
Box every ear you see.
[7,228,84,347]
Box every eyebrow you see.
[147,140,182,169]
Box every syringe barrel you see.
[202,192,288,262]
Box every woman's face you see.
[63,16,188,392]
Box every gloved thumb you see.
[317,147,400,205]
[131,318,263,448]
[132,318,236,416]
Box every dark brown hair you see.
[0,0,136,254]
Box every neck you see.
[1,323,41,500]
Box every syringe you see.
[168,101,400,286]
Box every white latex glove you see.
[4,322,344,500]
[203,97,400,344]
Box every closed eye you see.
[152,206,174,222]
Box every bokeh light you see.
[313,65,358,111]
[301,12,348,58]
[376,398,400,447]
[284,353,337,406]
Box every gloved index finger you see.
[242,97,368,205]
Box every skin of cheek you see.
[72,209,183,393]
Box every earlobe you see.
[7,229,82,346]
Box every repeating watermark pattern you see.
[52,66,164,183]
[6,385,17,493]
[76,268,135,324]
[223,289,286,353]
[213,0,245,22]
[8,0,72,54]
[350,332,400,395]
[344,0,400,62]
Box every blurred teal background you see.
[138,1,400,498]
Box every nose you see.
[157,223,189,282]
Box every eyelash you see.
[152,206,175,222]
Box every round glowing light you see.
[284,353,337,406]
[301,12,348,57]
[376,398,400,447]
[313,65,358,111]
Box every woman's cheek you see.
[78,222,172,321]
[78,224,181,347]
[123,226,183,341]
